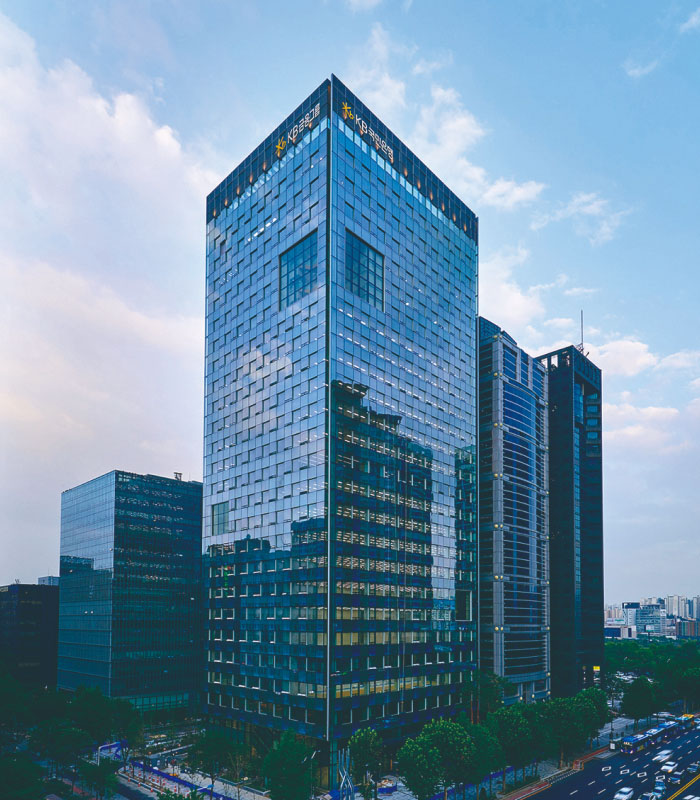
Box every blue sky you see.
[1,0,699,601]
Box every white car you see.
[615,789,635,800]
[661,762,678,774]
[682,796,700,800]
[654,750,673,763]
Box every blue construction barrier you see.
[130,760,227,799]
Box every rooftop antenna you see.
[576,310,589,357]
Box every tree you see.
[539,698,585,767]
[79,758,119,800]
[110,698,144,770]
[622,677,657,729]
[262,731,311,800]
[463,669,513,722]
[349,727,382,800]
[397,735,441,800]
[56,725,93,793]
[188,729,232,799]
[30,720,91,784]
[0,668,32,754]
[677,668,700,712]
[571,695,600,746]
[487,706,534,787]
[71,686,114,743]
[0,754,44,800]
[457,720,503,795]
[521,703,552,774]
[225,739,250,800]
[578,687,609,731]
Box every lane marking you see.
[570,792,578,796]
[598,791,605,795]
[588,781,596,786]
[665,770,700,800]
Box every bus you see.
[621,734,652,755]
[677,714,695,731]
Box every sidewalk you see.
[120,762,268,800]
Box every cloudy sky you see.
[1,1,699,602]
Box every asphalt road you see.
[539,727,700,800]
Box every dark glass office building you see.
[478,318,549,703]
[58,471,202,710]
[204,75,478,780]
[536,346,603,697]
[0,583,58,688]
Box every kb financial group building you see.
[202,75,602,781]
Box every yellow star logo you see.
[341,102,353,120]
[275,137,287,157]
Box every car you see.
[655,750,674,763]
[641,793,662,800]
[682,795,700,800]
[661,761,678,773]
[669,770,685,786]
[615,789,634,800]
[689,763,700,774]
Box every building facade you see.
[38,576,60,587]
[58,471,202,711]
[536,346,603,697]
[0,583,58,688]
[477,318,549,704]
[203,76,478,779]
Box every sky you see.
[1,0,699,603]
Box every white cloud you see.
[346,0,382,10]
[623,58,660,78]
[656,350,700,370]
[603,399,691,454]
[0,12,210,583]
[690,378,700,393]
[479,246,550,332]
[543,317,576,330]
[344,24,411,122]
[408,85,544,210]
[412,52,453,76]
[680,6,700,32]
[531,191,630,245]
[343,25,544,210]
[563,286,598,297]
[586,339,658,376]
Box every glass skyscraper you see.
[536,346,603,697]
[58,470,202,711]
[204,75,478,780]
[478,318,549,704]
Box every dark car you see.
[669,770,685,785]
[689,763,700,774]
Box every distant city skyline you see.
[2,2,700,600]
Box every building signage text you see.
[340,101,394,164]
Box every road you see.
[539,726,700,800]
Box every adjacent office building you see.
[478,318,549,703]
[635,604,663,637]
[203,75,478,778]
[38,576,60,587]
[536,346,603,696]
[58,470,202,711]
[0,582,58,688]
